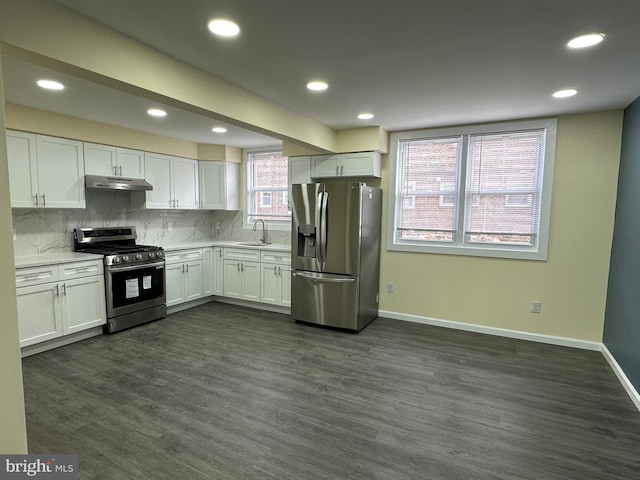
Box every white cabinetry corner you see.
[203,247,215,296]
[199,161,240,210]
[311,151,381,179]
[135,153,199,209]
[7,130,86,209]
[84,142,145,179]
[15,260,106,348]
[165,249,204,307]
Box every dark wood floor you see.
[21,302,640,480]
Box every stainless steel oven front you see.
[105,259,167,333]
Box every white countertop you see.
[14,252,104,269]
[15,242,291,269]
[161,241,291,252]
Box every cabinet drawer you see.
[224,248,261,262]
[59,260,104,280]
[15,265,59,287]
[260,251,291,265]
[165,249,203,264]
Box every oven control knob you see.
[122,255,130,263]
[148,252,156,260]
[157,251,164,259]
[113,257,121,264]
[135,253,143,260]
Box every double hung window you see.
[245,149,290,229]
[388,119,556,260]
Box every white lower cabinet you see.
[212,247,224,296]
[203,247,215,296]
[223,248,261,302]
[165,249,204,307]
[260,252,291,307]
[15,260,106,348]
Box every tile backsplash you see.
[12,190,290,256]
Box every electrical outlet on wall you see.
[531,301,542,314]
[386,282,394,294]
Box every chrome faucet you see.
[253,219,270,244]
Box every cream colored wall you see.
[335,127,389,154]
[379,111,623,342]
[0,48,28,454]
[197,143,242,163]
[0,0,337,153]
[282,126,389,156]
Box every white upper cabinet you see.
[143,152,173,208]
[7,131,85,209]
[172,156,200,210]
[311,151,381,179]
[139,152,199,209]
[7,131,39,208]
[287,156,312,209]
[116,148,145,178]
[84,142,145,179]
[199,161,239,210]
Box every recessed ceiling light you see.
[208,19,240,37]
[147,108,167,117]
[552,89,578,98]
[307,81,328,91]
[37,79,64,91]
[568,33,605,49]
[212,126,227,133]
[357,113,374,120]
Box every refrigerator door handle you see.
[317,191,328,271]
[292,272,356,284]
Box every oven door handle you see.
[108,261,165,272]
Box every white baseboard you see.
[380,309,640,412]
[601,345,640,412]
[379,310,602,350]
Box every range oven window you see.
[110,264,165,309]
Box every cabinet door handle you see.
[237,262,240,272]
[340,165,344,176]
[113,165,118,175]
[336,165,340,176]
[274,266,277,276]
[278,267,282,276]
[62,283,67,296]
[176,198,179,208]
[55,284,60,297]
[34,194,39,207]
[186,264,189,274]
[42,194,46,207]
[182,264,185,273]
[241,262,244,272]
[118,165,123,176]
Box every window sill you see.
[387,241,547,261]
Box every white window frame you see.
[243,147,291,231]
[387,118,557,260]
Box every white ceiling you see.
[4,0,640,148]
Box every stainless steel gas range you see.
[74,226,166,333]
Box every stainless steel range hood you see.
[85,175,153,191]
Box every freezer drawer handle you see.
[292,272,356,283]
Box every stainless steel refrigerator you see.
[291,182,382,331]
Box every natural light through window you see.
[388,119,557,260]
[245,150,290,229]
